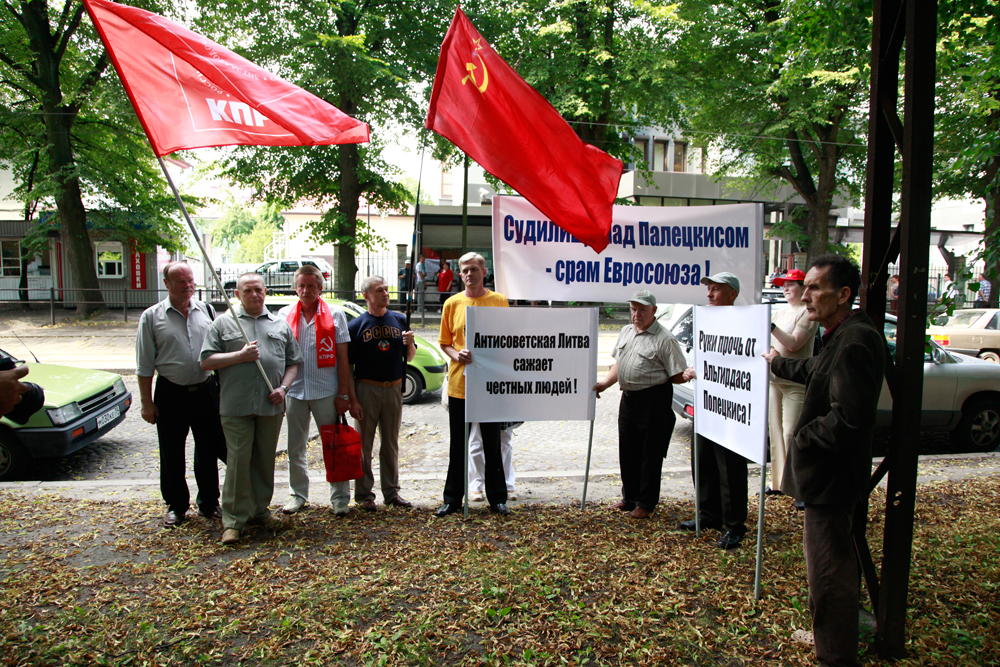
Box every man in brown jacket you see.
[765,255,886,667]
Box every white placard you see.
[693,304,771,465]
[492,196,763,305]
[465,307,598,423]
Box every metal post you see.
[693,429,701,537]
[876,0,936,657]
[463,420,470,520]
[123,289,127,322]
[580,420,595,510]
[754,423,769,601]
[49,287,54,326]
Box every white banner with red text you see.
[492,196,763,305]
[464,306,598,423]
[692,304,771,465]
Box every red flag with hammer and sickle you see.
[425,8,622,254]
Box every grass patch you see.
[1,477,998,665]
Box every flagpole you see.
[407,129,429,329]
[156,157,274,392]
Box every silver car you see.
[668,308,1000,453]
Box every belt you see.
[160,376,213,392]
[359,378,402,388]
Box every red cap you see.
[773,269,806,286]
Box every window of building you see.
[673,141,687,172]
[1,240,21,277]
[652,140,669,171]
[441,169,453,199]
[95,241,124,278]
[633,139,648,168]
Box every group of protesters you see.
[139,251,878,666]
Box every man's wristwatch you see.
[279,385,289,392]
[337,394,349,401]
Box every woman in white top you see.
[768,269,819,495]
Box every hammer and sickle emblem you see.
[461,38,489,94]
[318,337,335,353]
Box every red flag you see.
[83,0,369,156]
[426,8,622,253]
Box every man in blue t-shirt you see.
[348,276,416,510]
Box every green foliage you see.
[478,0,682,164]
[399,177,434,206]
[232,218,278,263]
[935,0,1000,302]
[195,0,453,290]
[211,200,284,263]
[672,0,870,260]
[0,1,186,258]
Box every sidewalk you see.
[2,307,998,512]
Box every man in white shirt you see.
[136,261,226,527]
[276,265,359,516]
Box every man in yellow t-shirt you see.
[435,252,510,517]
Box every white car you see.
[668,308,1000,453]
[221,257,334,294]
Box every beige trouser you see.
[285,395,351,509]
[768,381,805,491]
[353,381,403,503]
[220,414,283,530]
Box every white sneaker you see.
[332,504,351,517]
[282,496,306,514]
[506,491,518,501]
[470,491,485,502]
[792,629,814,646]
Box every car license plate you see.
[96,405,120,428]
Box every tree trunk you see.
[25,0,104,315]
[334,142,361,295]
[46,114,104,315]
[805,205,832,267]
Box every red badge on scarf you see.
[286,298,336,368]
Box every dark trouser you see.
[804,504,861,667]
[619,383,675,510]
[154,376,227,514]
[444,397,506,506]
[693,435,748,532]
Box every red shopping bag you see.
[321,415,363,483]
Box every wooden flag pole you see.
[156,157,274,392]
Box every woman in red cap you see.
[767,269,819,500]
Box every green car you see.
[242,295,448,404]
[0,350,133,481]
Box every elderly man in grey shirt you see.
[594,289,694,519]
[201,273,302,545]
[136,261,226,528]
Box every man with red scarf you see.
[277,265,359,516]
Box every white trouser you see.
[468,423,515,493]
[768,381,805,491]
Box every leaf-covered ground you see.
[0,477,997,666]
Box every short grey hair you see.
[361,275,386,294]
[236,272,263,290]
[458,252,486,269]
